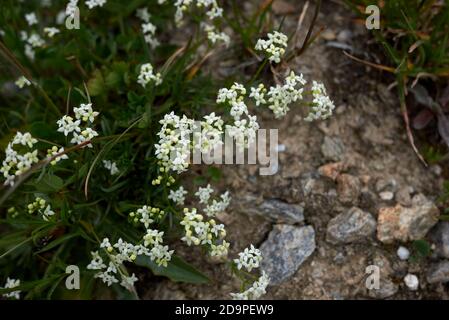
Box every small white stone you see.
[379,191,394,201]
[397,246,410,260]
[404,274,419,291]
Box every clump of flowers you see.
[217,84,260,148]
[46,146,68,165]
[136,8,159,49]
[255,31,288,63]
[174,0,223,25]
[137,63,162,88]
[0,132,39,186]
[251,71,307,119]
[168,185,188,205]
[230,245,270,300]
[103,160,119,175]
[203,24,230,46]
[1,278,21,300]
[304,81,336,121]
[15,76,31,89]
[195,184,230,217]
[56,103,99,148]
[27,197,56,221]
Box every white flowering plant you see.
[0,0,334,300]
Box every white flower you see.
[148,244,174,267]
[230,271,270,300]
[195,184,214,204]
[136,8,150,22]
[234,244,262,272]
[155,112,195,173]
[100,238,112,250]
[15,76,31,89]
[304,81,335,122]
[138,63,162,87]
[42,205,55,221]
[74,103,99,123]
[44,27,60,38]
[66,0,79,18]
[204,24,229,46]
[255,31,288,63]
[120,273,138,291]
[57,115,81,136]
[25,12,38,26]
[266,71,306,119]
[87,251,106,270]
[210,240,230,257]
[47,146,69,165]
[2,277,21,299]
[103,160,119,175]
[168,186,188,205]
[249,84,267,106]
[143,229,164,247]
[85,0,107,9]
[1,133,40,186]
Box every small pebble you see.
[397,246,410,261]
[404,274,419,291]
[379,191,394,201]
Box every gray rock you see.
[326,207,376,244]
[260,225,316,285]
[234,195,304,224]
[429,222,449,259]
[321,136,345,161]
[427,261,449,284]
[377,194,439,243]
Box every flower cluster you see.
[255,31,288,63]
[2,278,21,300]
[217,83,260,147]
[168,186,188,205]
[20,31,45,60]
[155,112,195,173]
[174,0,223,25]
[230,245,269,300]
[234,244,262,272]
[194,113,224,153]
[103,160,119,175]
[15,76,31,89]
[137,63,162,88]
[85,0,107,9]
[252,71,307,119]
[44,27,60,38]
[87,239,140,290]
[1,132,39,186]
[304,81,336,121]
[230,271,270,300]
[180,207,229,257]
[46,146,68,165]
[27,197,56,221]
[129,205,165,229]
[203,24,230,46]
[56,103,99,148]
[195,184,230,217]
[136,8,159,49]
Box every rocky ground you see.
[142,0,449,300]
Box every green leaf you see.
[135,255,209,284]
[87,69,105,96]
[31,174,64,193]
